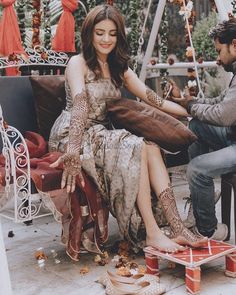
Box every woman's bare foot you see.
[172,227,208,248]
[146,231,186,253]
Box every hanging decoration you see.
[106,0,114,5]
[231,0,236,16]
[159,6,169,93]
[52,0,78,52]
[179,0,198,96]
[32,0,42,47]
[74,2,88,53]
[133,0,152,74]
[16,0,26,47]
[43,0,51,50]
[209,0,217,12]
[129,0,143,63]
[168,0,198,96]
[87,0,96,11]
[0,0,26,76]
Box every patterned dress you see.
[49,69,166,251]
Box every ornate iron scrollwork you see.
[0,46,69,69]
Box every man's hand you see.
[170,86,194,109]
[168,79,182,98]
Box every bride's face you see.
[93,19,117,58]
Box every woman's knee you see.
[146,143,161,156]
[141,142,161,164]
[141,142,148,163]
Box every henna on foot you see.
[172,227,208,248]
[158,184,208,249]
[146,231,186,253]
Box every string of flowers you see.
[16,0,26,47]
[170,0,197,96]
[32,0,42,48]
[182,1,198,96]
[231,0,236,16]
[43,0,51,50]
[159,6,169,92]
[74,2,85,53]
[209,0,217,12]
[87,0,96,11]
[26,0,33,12]
[128,0,143,65]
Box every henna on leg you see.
[137,143,185,253]
[146,144,207,248]
[159,185,207,247]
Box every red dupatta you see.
[0,0,26,76]
[52,0,78,52]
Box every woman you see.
[49,4,207,255]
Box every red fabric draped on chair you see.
[0,0,26,76]
[0,131,109,261]
[52,0,78,52]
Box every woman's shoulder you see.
[66,54,88,76]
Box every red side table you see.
[144,240,236,294]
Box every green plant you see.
[201,70,223,97]
[192,11,218,61]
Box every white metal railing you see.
[0,46,69,69]
[0,106,53,222]
[139,0,233,82]
[0,48,69,222]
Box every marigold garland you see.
[43,0,51,50]
[159,6,169,93]
[106,0,114,5]
[16,0,26,47]
[129,0,143,60]
[87,0,96,11]
[32,0,41,48]
[169,0,197,96]
[231,0,236,16]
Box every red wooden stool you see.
[221,172,236,242]
[144,240,236,294]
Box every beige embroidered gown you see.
[49,70,166,251]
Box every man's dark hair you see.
[209,18,236,44]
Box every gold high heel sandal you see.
[98,270,160,287]
[105,278,166,295]
[108,270,161,285]
[105,278,143,295]
[98,271,144,287]
[107,270,145,284]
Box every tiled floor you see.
[1,169,236,295]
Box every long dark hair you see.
[81,4,130,87]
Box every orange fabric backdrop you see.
[52,0,78,52]
[0,0,26,75]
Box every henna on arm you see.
[61,89,88,191]
[142,86,164,108]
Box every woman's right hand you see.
[50,152,85,193]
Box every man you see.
[173,18,236,240]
